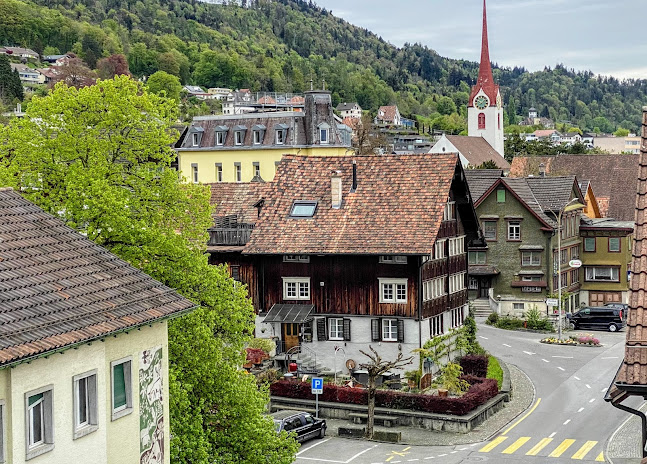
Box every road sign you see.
[311,377,323,395]
[546,298,559,307]
[569,259,582,268]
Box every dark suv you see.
[272,410,326,442]
[567,306,626,332]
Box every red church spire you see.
[469,0,499,106]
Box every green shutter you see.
[113,363,126,409]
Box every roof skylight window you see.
[290,201,318,218]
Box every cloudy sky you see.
[312,0,646,80]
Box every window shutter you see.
[44,391,53,443]
[343,318,351,341]
[397,319,405,343]
[371,319,381,341]
[316,318,328,341]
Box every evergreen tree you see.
[0,55,23,103]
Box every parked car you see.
[271,410,326,442]
[604,302,629,311]
[567,306,626,332]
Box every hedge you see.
[460,355,489,378]
[270,375,498,416]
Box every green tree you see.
[147,70,182,102]
[0,76,298,464]
[614,128,630,137]
[436,95,457,115]
[0,55,23,103]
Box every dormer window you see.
[318,122,331,145]
[275,124,289,145]
[192,133,199,147]
[290,200,317,218]
[235,131,244,145]
[215,126,228,146]
[252,124,266,145]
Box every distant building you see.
[594,136,641,154]
[10,63,46,85]
[207,87,232,100]
[519,107,555,128]
[183,85,213,100]
[0,46,39,60]
[222,90,305,115]
[375,105,401,126]
[430,134,510,172]
[335,102,362,120]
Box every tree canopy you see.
[0,76,298,463]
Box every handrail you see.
[285,344,317,373]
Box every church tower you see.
[468,0,504,158]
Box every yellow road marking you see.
[503,398,542,435]
[502,437,531,454]
[548,439,576,457]
[596,451,605,461]
[526,438,553,456]
[387,447,411,459]
[572,441,598,460]
[479,435,508,453]
[386,457,393,462]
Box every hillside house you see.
[335,102,362,120]
[375,105,401,126]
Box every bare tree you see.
[354,113,388,155]
[359,346,413,439]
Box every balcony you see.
[208,225,253,246]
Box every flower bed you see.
[540,334,600,346]
[270,375,498,416]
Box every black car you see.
[567,306,626,332]
[604,302,629,311]
[272,410,326,442]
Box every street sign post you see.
[546,298,559,307]
[311,377,323,418]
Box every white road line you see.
[479,336,489,340]
[423,457,435,460]
[590,398,596,403]
[458,448,468,451]
[450,451,458,454]
[438,454,447,457]
[557,367,565,371]
[586,384,591,389]
[552,355,574,359]
[298,444,380,462]
[578,407,585,413]
[503,343,512,347]
[296,438,332,455]
[523,351,536,355]
[574,376,581,381]
[549,432,557,438]
[563,419,571,425]
[602,388,607,393]
[408,459,420,462]
[602,356,619,359]
[542,358,550,363]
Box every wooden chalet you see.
[209,153,483,373]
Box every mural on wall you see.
[140,346,164,464]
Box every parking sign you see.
[311,377,323,394]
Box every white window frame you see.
[25,385,54,460]
[382,319,398,341]
[443,201,455,221]
[191,163,198,184]
[253,162,260,178]
[73,370,98,439]
[449,272,466,294]
[585,266,620,282]
[507,221,521,240]
[282,277,310,300]
[450,307,464,329]
[235,163,241,182]
[513,303,525,311]
[448,236,465,256]
[215,163,222,182]
[468,251,486,265]
[283,255,310,263]
[379,278,408,304]
[329,318,344,340]
[434,239,446,260]
[468,277,478,290]
[192,132,199,147]
[234,130,244,145]
[253,130,262,145]
[379,255,407,264]
[216,131,226,146]
[320,128,329,144]
[110,357,133,421]
[430,314,444,337]
[521,251,541,266]
[276,130,285,145]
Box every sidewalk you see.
[606,401,647,464]
[325,363,534,446]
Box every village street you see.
[293,323,636,463]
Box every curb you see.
[606,400,647,464]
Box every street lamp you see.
[557,197,580,340]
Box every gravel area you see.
[325,363,535,446]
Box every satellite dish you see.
[346,359,357,370]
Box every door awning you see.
[263,304,315,323]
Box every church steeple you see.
[469,0,499,106]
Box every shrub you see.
[460,355,489,378]
[438,362,470,395]
[487,355,503,389]
[245,347,266,363]
[486,312,499,325]
[269,377,499,416]
[495,316,525,330]
[247,338,276,354]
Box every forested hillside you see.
[1,0,645,132]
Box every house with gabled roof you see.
[0,188,196,464]
[208,153,483,374]
[375,105,401,126]
[465,170,585,316]
[335,102,362,120]
[430,134,510,172]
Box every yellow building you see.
[0,188,195,464]
[175,90,353,184]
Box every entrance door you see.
[479,278,490,298]
[282,323,300,351]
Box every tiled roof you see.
[208,182,270,224]
[525,175,581,213]
[0,189,196,367]
[445,136,510,169]
[377,106,398,123]
[533,130,559,138]
[510,154,639,221]
[336,102,360,111]
[244,154,459,255]
[501,178,556,227]
[464,169,503,202]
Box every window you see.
[234,163,241,182]
[215,163,223,182]
[379,278,408,303]
[253,130,263,144]
[521,251,541,266]
[230,265,240,281]
[73,371,98,439]
[290,201,318,218]
[468,251,487,265]
[570,268,579,284]
[449,272,466,294]
[329,318,344,340]
[448,236,465,256]
[192,132,199,147]
[191,163,199,184]
[522,286,542,293]
[283,277,310,300]
[276,129,286,144]
[111,358,133,420]
[584,237,596,252]
[451,307,464,328]
[216,131,226,146]
[234,131,244,145]
[434,239,446,259]
[283,255,310,263]
[478,113,486,130]
[468,277,478,290]
[423,277,446,301]
[379,255,407,264]
[560,249,568,264]
[513,303,525,311]
[483,221,497,240]
[507,221,521,240]
[497,189,506,203]
[498,113,501,130]
[443,201,456,221]
[320,128,329,144]
[430,315,444,337]
[25,386,54,459]
[253,162,260,178]
[585,267,620,282]
[570,246,580,260]
[382,319,398,341]
[609,237,621,252]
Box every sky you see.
[311,0,646,80]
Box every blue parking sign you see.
[311,377,323,394]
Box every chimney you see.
[351,160,357,192]
[331,171,342,209]
[539,162,546,177]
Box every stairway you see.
[471,298,492,318]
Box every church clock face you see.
[474,95,489,110]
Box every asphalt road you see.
[293,323,637,464]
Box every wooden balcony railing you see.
[208,226,253,246]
